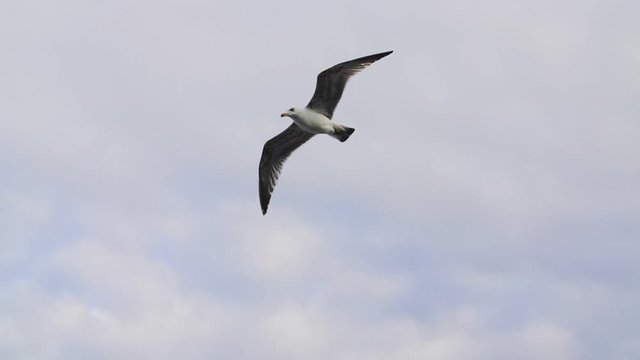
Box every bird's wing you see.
[306,50,393,119]
[259,123,315,214]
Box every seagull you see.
[258,50,393,215]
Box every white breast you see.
[291,108,334,134]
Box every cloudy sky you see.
[1,0,639,359]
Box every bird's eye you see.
[289,108,294,112]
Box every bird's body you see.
[286,107,334,134]
[258,50,393,214]
[284,107,354,141]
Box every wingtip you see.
[371,50,393,61]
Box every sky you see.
[1,0,639,359]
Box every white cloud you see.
[235,213,324,281]
[1,190,52,266]
[2,241,232,359]
[519,321,574,360]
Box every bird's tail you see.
[331,124,355,142]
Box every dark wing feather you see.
[258,123,315,214]
[306,50,393,119]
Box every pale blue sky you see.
[1,0,639,359]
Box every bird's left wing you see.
[259,123,315,214]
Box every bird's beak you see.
[280,112,289,118]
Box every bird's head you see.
[281,107,296,118]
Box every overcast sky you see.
[1,0,639,359]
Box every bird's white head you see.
[280,107,297,118]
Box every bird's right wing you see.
[259,123,315,214]
[306,50,393,119]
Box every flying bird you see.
[258,50,393,214]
